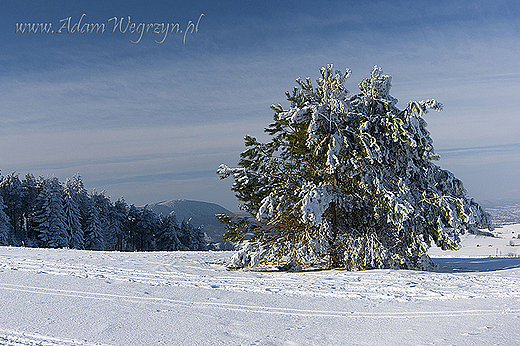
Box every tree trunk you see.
[328,200,343,268]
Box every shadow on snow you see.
[433,257,520,273]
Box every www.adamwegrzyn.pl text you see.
[14,13,204,44]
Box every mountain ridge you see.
[145,199,235,245]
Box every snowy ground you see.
[1,225,520,345]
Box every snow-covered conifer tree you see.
[0,196,12,245]
[157,212,182,251]
[0,172,24,245]
[84,198,104,250]
[109,198,128,251]
[65,174,99,249]
[218,65,492,270]
[103,197,124,251]
[125,204,140,251]
[135,206,158,251]
[91,190,113,249]
[66,174,89,224]
[31,177,69,248]
[21,173,39,244]
[178,220,207,251]
[62,181,84,249]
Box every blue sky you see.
[1,0,519,211]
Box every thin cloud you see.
[1,0,519,209]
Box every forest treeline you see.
[0,172,207,251]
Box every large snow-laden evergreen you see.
[218,65,492,271]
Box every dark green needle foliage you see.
[218,65,492,271]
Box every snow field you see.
[1,225,520,345]
[429,223,520,258]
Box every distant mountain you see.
[146,199,235,244]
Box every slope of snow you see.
[1,225,520,345]
[429,223,520,258]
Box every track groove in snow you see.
[1,282,517,319]
[0,328,111,346]
[1,250,520,301]
[1,246,520,345]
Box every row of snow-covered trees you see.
[0,172,207,251]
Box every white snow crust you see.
[1,224,520,345]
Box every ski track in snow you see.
[1,282,517,320]
[1,246,520,345]
[0,328,111,346]
[1,248,520,302]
